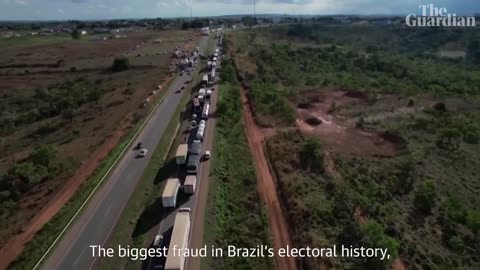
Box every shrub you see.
[414,180,437,214]
[111,57,129,72]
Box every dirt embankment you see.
[295,90,406,157]
[240,88,298,270]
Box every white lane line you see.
[103,204,112,217]
[73,246,87,266]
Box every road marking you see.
[103,204,112,217]
[32,75,181,270]
[73,246,87,266]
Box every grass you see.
[201,61,273,270]
[0,34,71,48]
[7,73,179,270]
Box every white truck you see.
[196,120,206,141]
[175,144,188,165]
[164,208,191,270]
[202,103,210,119]
[162,178,180,208]
[184,175,197,194]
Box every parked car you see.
[204,150,211,160]
[135,142,143,150]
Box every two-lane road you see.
[40,36,209,270]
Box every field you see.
[202,60,273,270]
[229,24,480,270]
[0,30,196,260]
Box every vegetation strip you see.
[201,60,273,270]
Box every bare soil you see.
[240,88,298,270]
[295,90,405,157]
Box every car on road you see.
[153,234,163,247]
[176,89,181,93]
[179,72,183,76]
[204,150,211,160]
[139,148,148,157]
[181,86,185,89]
[134,142,143,150]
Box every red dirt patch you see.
[296,90,404,157]
[240,88,298,270]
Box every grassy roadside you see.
[201,61,273,270]
[8,74,179,270]
[97,52,205,270]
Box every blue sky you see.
[0,0,479,21]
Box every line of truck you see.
[153,35,223,270]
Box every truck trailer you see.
[186,154,201,174]
[202,103,210,119]
[184,175,197,194]
[164,209,191,270]
[196,120,206,141]
[162,178,180,208]
[175,144,188,165]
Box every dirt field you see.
[295,90,405,157]
[0,30,198,264]
[240,88,298,270]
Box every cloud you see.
[14,0,28,5]
[72,0,88,3]
[58,8,65,14]
[3,0,11,5]
[157,1,169,7]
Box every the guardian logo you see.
[406,4,476,27]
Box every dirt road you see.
[240,89,298,270]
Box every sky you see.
[0,0,480,21]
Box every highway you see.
[40,35,210,270]
[145,37,222,270]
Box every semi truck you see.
[162,178,180,208]
[202,103,210,120]
[175,144,188,165]
[184,175,197,194]
[186,154,200,174]
[164,208,191,270]
[196,120,206,141]
[192,98,200,112]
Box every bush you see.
[111,57,129,72]
[414,180,437,214]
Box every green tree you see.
[87,88,103,104]
[300,137,324,172]
[31,144,57,169]
[436,128,462,149]
[360,220,398,266]
[466,211,480,238]
[123,87,135,99]
[413,180,437,214]
[71,29,81,40]
[111,57,129,72]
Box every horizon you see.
[1,0,479,21]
